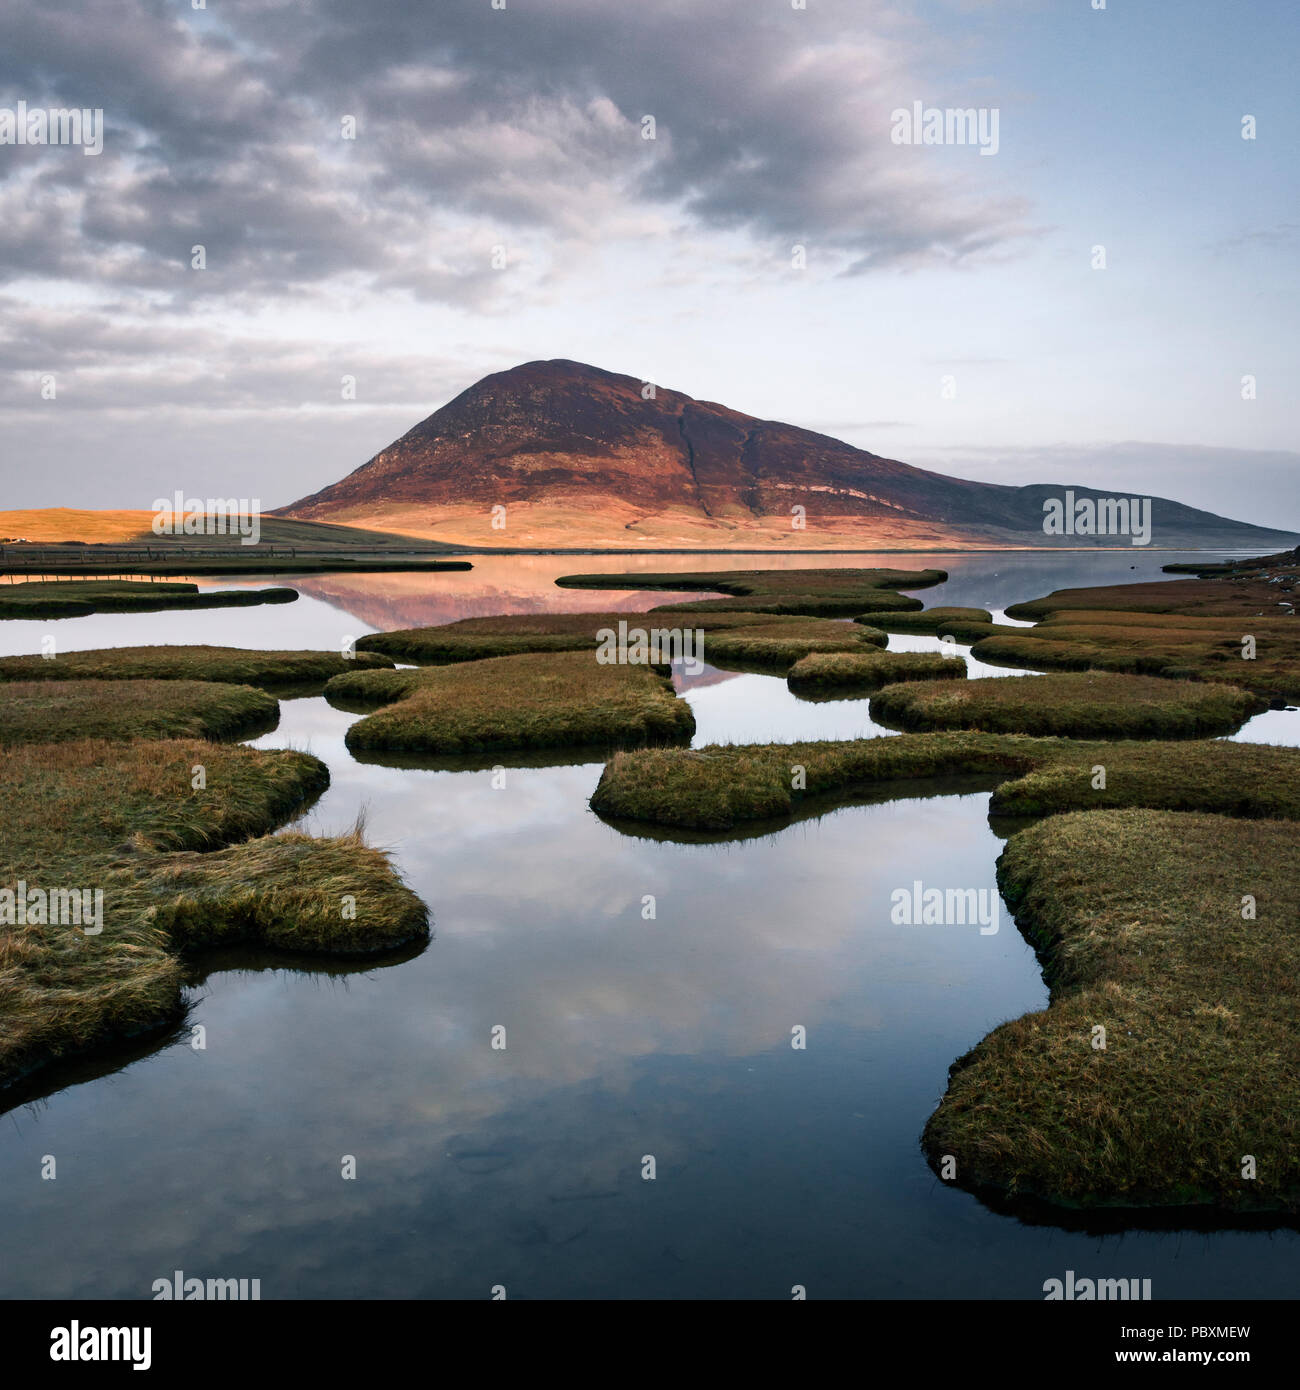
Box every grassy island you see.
[555,565,946,615]
[923,809,1300,1213]
[337,648,695,755]
[590,733,1300,834]
[0,578,297,619]
[0,645,395,688]
[0,738,429,1095]
[0,679,279,744]
[869,671,1260,739]
[787,650,966,696]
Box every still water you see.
[1,551,1296,1299]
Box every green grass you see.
[786,650,966,696]
[870,671,1261,739]
[590,728,1300,1215]
[556,566,946,615]
[0,645,395,688]
[0,680,279,744]
[922,809,1300,1212]
[590,733,1300,832]
[0,579,297,619]
[0,738,428,1093]
[339,648,695,755]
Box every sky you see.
[1,0,1296,526]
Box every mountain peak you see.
[278,362,1297,552]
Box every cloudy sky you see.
[2,0,1296,526]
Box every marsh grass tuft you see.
[697,618,887,671]
[870,671,1261,739]
[853,606,998,641]
[0,579,297,620]
[556,566,946,616]
[339,648,695,754]
[787,649,965,695]
[0,679,279,744]
[0,738,428,1093]
[0,645,395,689]
[591,733,1300,833]
[986,565,1300,700]
[355,609,788,665]
[923,809,1300,1212]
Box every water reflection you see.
[2,550,1298,1300]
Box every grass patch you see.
[0,579,296,619]
[323,667,428,711]
[870,671,1261,739]
[353,609,882,674]
[340,648,694,755]
[0,645,395,689]
[989,563,1300,700]
[556,566,945,615]
[0,738,428,1093]
[0,680,279,744]
[853,606,997,641]
[699,618,887,672]
[1005,575,1297,622]
[971,626,1300,701]
[355,609,788,665]
[922,809,1300,1213]
[590,733,1300,833]
[139,825,428,954]
[787,650,966,696]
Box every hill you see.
[276,359,1297,551]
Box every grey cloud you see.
[0,298,480,411]
[0,0,1038,306]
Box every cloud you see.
[0,0,1037,309]
[0,295,482,411]
[0,0,1054,510]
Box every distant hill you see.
[277,359,1298,551]
[0,509,461,551]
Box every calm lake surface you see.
[1,550,1297,1299]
